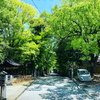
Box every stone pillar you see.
[0,71,7,100]
[9,75,13,85]
[5,75,8,85]
[2,84,7,100]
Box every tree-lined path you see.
[17,76,93,100]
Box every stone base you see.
[2,98,7,100]
[0,98,7,100]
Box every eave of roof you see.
[6,59,21,66]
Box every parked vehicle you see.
[77,69,92,81]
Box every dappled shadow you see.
[27,76,92,100]
[31,76,64,86]
[39,84,91,100]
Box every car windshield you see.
[79,71,89,75]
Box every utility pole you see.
[71,66,73,80]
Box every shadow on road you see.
[26,76,92,100]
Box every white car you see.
[77,69,92,81]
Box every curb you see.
[15,81,33,100]
[73,78,95,100]
[15,77,38,100]
[7,86,27,100]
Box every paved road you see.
[17,76,93,100]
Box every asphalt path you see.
[17,75,93,100]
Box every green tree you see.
[0,0,37,63]
[70,0,100,74]
[47,0,100,75]
[29,16,57,76]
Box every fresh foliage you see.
[47,0,100,74]
[0,0,38,63]
[1,0,100,76]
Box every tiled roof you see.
[6,58,21,66]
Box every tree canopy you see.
[0,0,38,62]
[45,0,100,74]
[1,0,100,75]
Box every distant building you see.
[3,58,21,68]
[0,58,21,75]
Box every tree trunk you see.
[89,54,98,76]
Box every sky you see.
[21,0,61,14]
